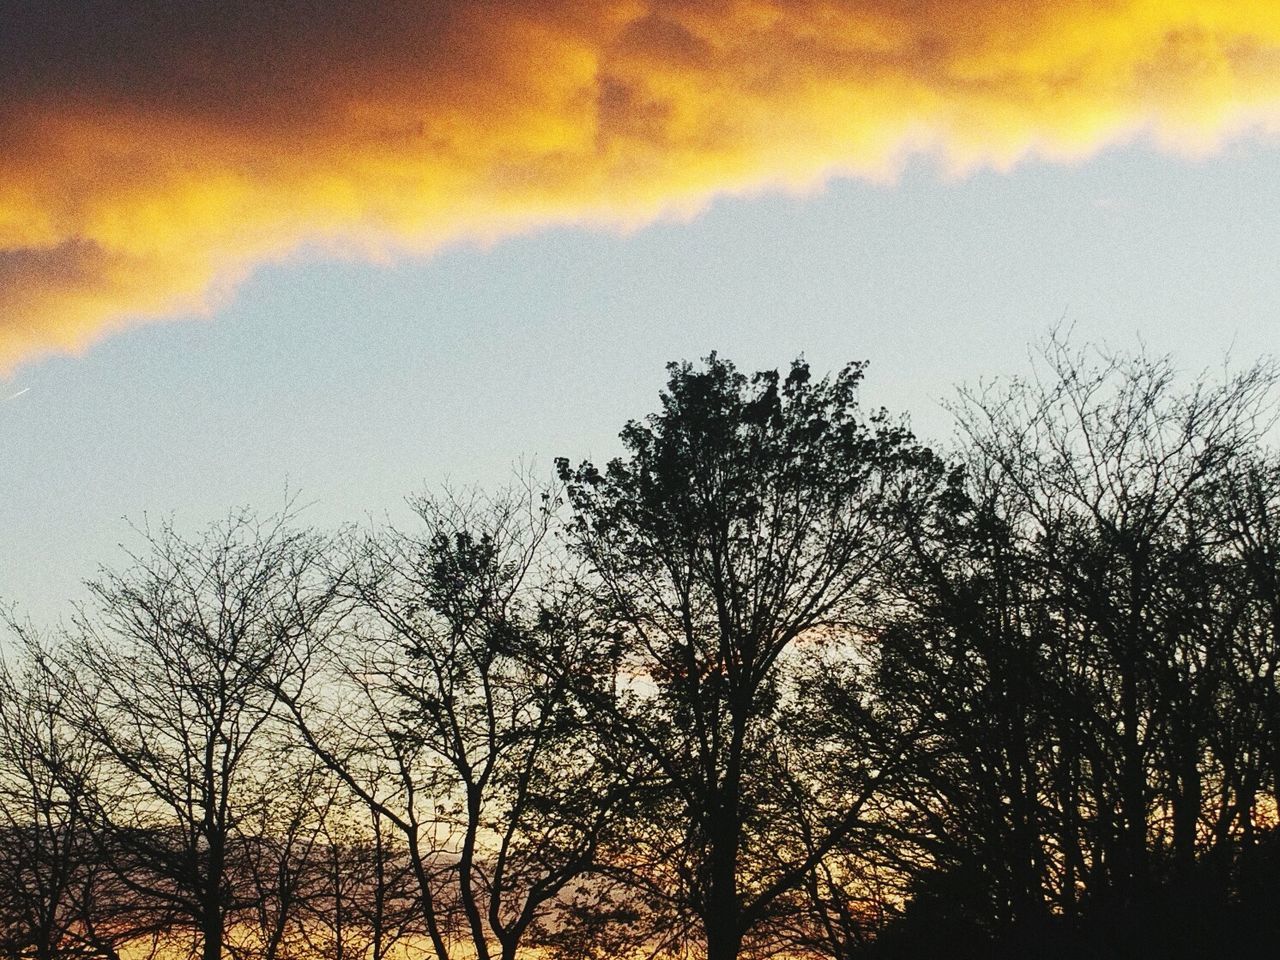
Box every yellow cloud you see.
[3,0,1280,370]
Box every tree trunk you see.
[202,910,224,960]
[1118,655,1148,904]
[706,924,744,960]
[704,713,745,960]
[203,837,226,960]
[1171,735,1201,882]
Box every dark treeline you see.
[3,337,1280,960]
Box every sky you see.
[3,1,1280,622]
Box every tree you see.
[871,335,1280,953]
[556,354,944,960]
[279,484,633,960]
[0,636,102,960]
[53,511,333,960]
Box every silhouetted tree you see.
[557,354,944,960]
[279,484,633,960]
[292,801,422,960]
[871,335,1280,955]
[51,511,333,960]
[0,637,98,960]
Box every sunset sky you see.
[3,0,1280,620]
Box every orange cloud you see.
[3,0,1280,370]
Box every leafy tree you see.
[557,354,944,960]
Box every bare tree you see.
[293,799,422,960]
[278,483,632,960]
[870,334,1280,953]
[0,634,98,960]
[51,510,333,960]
